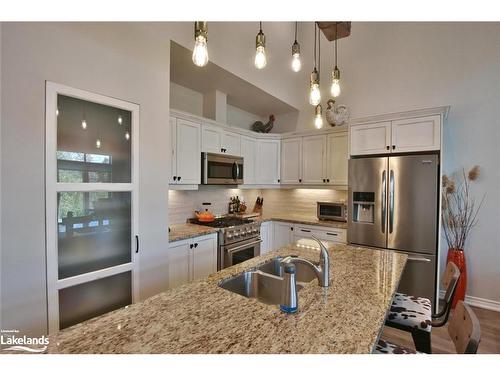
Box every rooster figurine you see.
[252,114,275,133]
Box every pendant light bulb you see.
[330,66,341,98]
[81,119,87,130]
[309,69,321,106]
[291,41,301,72]
[96,138,101,149]
[118,115,123,125]
[192,22,209,67]
[314,104,324,129]
[125,131,130,141]
[255,23,267,69]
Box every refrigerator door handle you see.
[389,169,395,234]
[381,170,386,234]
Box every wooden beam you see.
[317,22,351,41]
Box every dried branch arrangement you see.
[442,166,485,250]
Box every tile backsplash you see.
[168,187,347,225]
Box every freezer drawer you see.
[397,252,436,307]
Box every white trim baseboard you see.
[439,290,500,312]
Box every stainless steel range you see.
[190,216,261,270]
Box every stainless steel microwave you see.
[317,201,347,222]
[201,152,244,185]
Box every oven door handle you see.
[226,239,262,254]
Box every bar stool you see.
[375,300,481,354]
[384,262,461,353]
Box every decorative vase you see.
[446,248,467,308]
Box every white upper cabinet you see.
[256,139,281,184]
[170,117,201,185]
[391,115,441,153]
[350,121,392,156]
[201,123,222,154]
[202,123,241,156]
[350,114,443,156]
[281,138,302,184]
[240,136,257,185]
[326,132,348,185]
[222,131,241,156]
[302,135,327,184]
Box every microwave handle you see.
[232,162,239,180]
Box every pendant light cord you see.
[259,21,262,33]
[318,23,321,76]
[313,22,317,69]
[334,23,338,67]
[294,22,298,43]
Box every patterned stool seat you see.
[387,292,432,332]
[375,339,420,354]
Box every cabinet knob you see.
[392,145,396,150]
[277,179,280,183]
[194,243,198,248]
[323,179,326,183]
[190,244,194,249]
[178,176,181,181]
[386,146,390,150]
[173,176,177,181]
[299,179,302,183]
[327,179,330,183]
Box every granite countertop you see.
[47,241,406,354]
[257,214,348,230]
[169,223,219,243]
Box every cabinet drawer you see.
[294,225,347,244]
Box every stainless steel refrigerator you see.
[348,154,439,306]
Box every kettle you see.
[195,203,215,223]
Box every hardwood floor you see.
[381,306,500,354]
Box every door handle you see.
[301,229,311,233]
[389,170,395,234]
[232,162,238,180]
[135,235,139,253]
[226,239,262,254]
[381,170,386,234]
[407,256,431,262]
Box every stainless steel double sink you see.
[218,256,316,305]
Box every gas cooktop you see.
[191,216,254,228]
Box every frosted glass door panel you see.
[57,95,132,183]
[57,191,131,279]
[58,271,132,329]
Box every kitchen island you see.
[47,241,406,354]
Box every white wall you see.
[334,22,500,304]
[0,22,171,335]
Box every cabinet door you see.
[302,135,327,184]
[326,132,348,185]
[240,136,257,184]
[169,117,177,184]
[350,121,391,156]
[281,138,302,184]
[256,139,281,184]
[176,119,201,184]
[272,222,294,249]
[260,222,271,254]
[202,124,222,153]
[192,236,217,281]
[168,241,190,289]
[391,115,441,153]
[222,131,241,156]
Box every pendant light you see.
[96,138,102,149]
[314,104,324,129]
[330,23,341,98]
[291,22,301,72]
[125,130,130,141]
[118,115,123,125]
[309,23,321,106]
[81,105,87,130]
[254,22,267,69]
[192,22,209,67]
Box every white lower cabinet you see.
[168,233,217,289]
[260,221,272,254]
[272,221,294,249]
